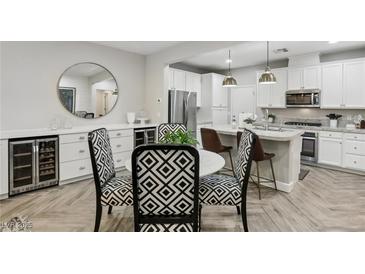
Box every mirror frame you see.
[56,62,119,119]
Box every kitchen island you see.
[203,125,304,193]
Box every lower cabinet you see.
[59,129,133,184]
[318,134,343,166]
[343,134,365,171]
[0,140,9,198]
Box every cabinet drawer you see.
[344,140,365,156]
[60,133,88,144]
[109,129,133,138]
[319,131,343,139]
[113,151,132,169]
[60,142,90,163]
[60,159,92,181]
[343,154,365,171]
[110,137,133,153]
[344,133,365,141]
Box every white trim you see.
[258,179,296,193]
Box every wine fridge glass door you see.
[10,140,36,194]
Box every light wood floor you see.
[1,166,365,232]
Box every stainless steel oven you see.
[286,89,320,108]
[301,131,318,163]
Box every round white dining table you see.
[124,149,225,177]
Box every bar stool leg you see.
[236,205,240,215]
[256,161,261,200]
[269,158,277,190]
[228,150,235,177]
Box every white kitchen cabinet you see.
[212,74,227,107]
[343,61,365,108]
[343,133,365,171]
[321,63,343,108]
[318,136,343,166]
[169,68,186,91]
[288,66,320,90]
[0,140,9,199]
[212,108,228,125]
[288,68,303,90]
[186,71,202,107]
[257,68,287,108]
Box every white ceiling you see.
[181,41,365,70]
[91,41,182,55]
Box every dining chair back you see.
[157,123,187,142]
[131,144,200,232]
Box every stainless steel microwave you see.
[285,89,320,108]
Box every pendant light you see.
[222,50,237,87]
[259,41,277,84]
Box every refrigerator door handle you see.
[32,142,37,184]
[34,142,39,184]
[183,92,189,127]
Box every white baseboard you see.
[0,193,9,200]
[257,180,296,193]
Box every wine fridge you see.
[9,136,59,196]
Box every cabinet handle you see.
[353,161,357,164]
[79,150,85,153]
[79,136,85,140]
[117,144,122,148]
[116,159,122,163]
[116,133,122,137]
[329,134,332,136]
[354,136,358,139]
[354,147,357,150]
[79,166,86,170]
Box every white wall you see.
[0,41,145,130]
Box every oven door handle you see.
[302,137,317,140]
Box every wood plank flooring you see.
[1,166,364,232]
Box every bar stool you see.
[237,131,277,200]
[201,128,235,176]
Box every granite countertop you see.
[206,124,304,141]
[253,122,365,134]
[0,123,158,140]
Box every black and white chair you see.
[157,123,187,142]
[88,128,133,232]
[199,129,256,232]
[131,144,200,232]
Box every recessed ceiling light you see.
[273,48,288,54]
[328,41,339,44]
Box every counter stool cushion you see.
[199,175,241,206]
[139,223,193,232]
[101,175,133,206]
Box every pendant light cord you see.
[266,41,269,67]
[228,50,231,73]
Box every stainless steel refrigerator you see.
[168,90,197,137]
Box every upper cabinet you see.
[168,68,202,107]
[288,66,321,90]
[343,61,365,108]
[201,73,228,108]
[321,63,343,108]
[257,68,288,108]
[321,59,365,109]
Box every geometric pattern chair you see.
[199,129,256,232]
[88,128,133,232]
[237,131,277,200]
[131,144,200,232]
[157,123,187,142]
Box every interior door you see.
[231,86,256,120]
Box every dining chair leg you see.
[228,150,235,176]
[108,205,113,214]
[241,199,249,232]
[199,204,202,232]
[256,162,261,200]
[94,202,102,232]
[236,205,241,215]
[269,158,278,190]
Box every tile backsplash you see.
[258,108,365,127]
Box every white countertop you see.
[206,124,305,141]
[0,123,158,140]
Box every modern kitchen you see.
[0,41,365,233]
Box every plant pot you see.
[330,120,338,128]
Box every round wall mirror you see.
[57,63,119,119]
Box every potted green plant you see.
[159,129,199,145]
